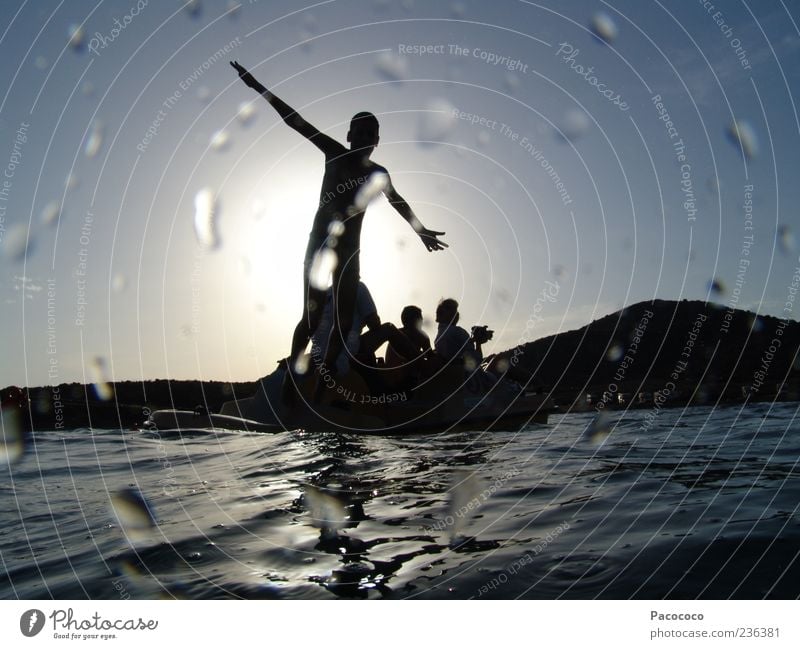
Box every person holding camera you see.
[433,298,494,369]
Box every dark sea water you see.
[2,402,799,600]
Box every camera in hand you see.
[471,325,494,344]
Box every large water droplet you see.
[68,24,85,51]
[327,220,345,237]
[90,356,113,401]
[447,470,485,541]
[353,171,388,212]
[304,485,347,537]
[375,50,409,81]
[85,121,104,158]
[586,411,612,444]
[727,119,758,159]
[590,12,618,43]
[40,201,61,227]
[2,223,32,261]
[236,101,256,126]
[193,188,220,250]
[309,248,337,289]
[708,278,725,296]
[607,343,623,362]
[183,0,202,19]
[110,488,156,533]
[417,98,457,145]
[0,405,24,466]
[112,274,127,293]
[777,224,795,255]
[209,129,231,152]
[35,56,48,70]
[557,109,590,142]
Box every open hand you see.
[230,60,264,92]
[418,228,448,252]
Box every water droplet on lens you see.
[726,119,758,159]
[375,50,408,81]
[110,488,156,532]
[226,0,241,18]
[504,72,520,93]
[0,405,24,466]
[327,220,345,237]
[210,129,230,151]
[707,278,725,296]
[112,274,127,292]
[82,81,94,97]
[193,188,220,249]
[496,358,510,373]
[477,131,491,147]
[2,223,32,261]
[35,56,48,70]
[417,98,457,145]
[196,86,211,103]
[305,485,347,536]
[90,356,113,400]
[557,109,589,142]
[607,344,623,362]
[68,24,85,51]
[590,12,618,43]
[183,0,202,18]
[777,224,796,255]
[309,248,338,289]
[40,201,61,227]
[294,354,310,375]
[586,411,611,443]
[85,121,104,158]
[353,172,388,211]
[236,101,256,126]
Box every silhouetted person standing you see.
[230,61,447,401]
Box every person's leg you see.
[322,263,357,376]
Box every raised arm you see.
[230,61,344,156]
[383,174,448,252]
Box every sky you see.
[0,0,798,388]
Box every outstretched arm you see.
[384,176,447,252]
[230,60,344,155]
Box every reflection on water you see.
[1,403,799,599]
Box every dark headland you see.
[4,299,799,431]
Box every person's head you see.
[347,111,380,154]
[435,298,459,326]
[401,305,423,329]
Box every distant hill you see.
[488,299,800,408]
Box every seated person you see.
[385,305,431,366]
[434,298,493,370]
[310,281,419,375]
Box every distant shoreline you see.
[4,299,798,431]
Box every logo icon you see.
[20,609,45,637]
